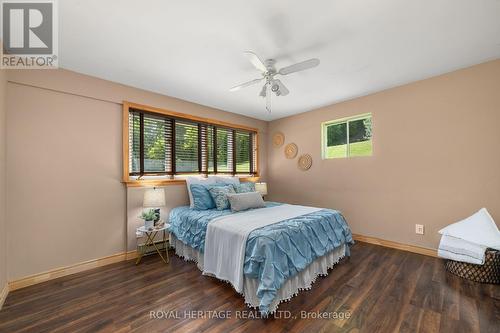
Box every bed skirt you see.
[170,234,346,313]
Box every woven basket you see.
[445,249,500,284]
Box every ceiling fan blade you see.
[244,51,267,73]
[229,78,263,92]
[266,83,271,113]
[273,79,289,96]
[278,58,320,75]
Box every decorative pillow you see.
[227,192,265,212]
[233,182,256,193]
[190,184,226,210]
[214,176,240,186]
[185,176,217,208]
[208,185,236,210]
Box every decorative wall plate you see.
[285,143,298,159]
[273,132,285,147]
[298,154,313,171]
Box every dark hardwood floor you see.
[0,242,498,333]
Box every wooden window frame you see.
[122,101,260,187]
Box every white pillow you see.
[214,176,240,186]
[185,176,217,208]
[439,208,500,250]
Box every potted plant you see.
[140,209,158,230]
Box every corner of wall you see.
[0,67,8,308]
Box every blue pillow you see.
[208,185,236,210]
[190,184,226,210]
[233,182,256,193]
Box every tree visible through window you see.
[323,114,372,158]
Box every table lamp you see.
[143,187,166,226]
[255,182,268,198]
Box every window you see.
[322,113,372,159]
[175,120,199,173]
[216,127,233,173]
[125,103,258,180]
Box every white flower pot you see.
[144,219,154,229]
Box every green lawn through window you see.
[325,140,372,158]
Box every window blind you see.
[235,131,251,173]
[128,108,256,176]
[175,120,199,173]
[215,127,233,173]
[129,111,141,174]
[143,114,173,174]
[251,133,257,174]
[200,124,214,174]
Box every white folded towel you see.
[438,234,486,265]
[438,208,500,250]
[437,208,500,265]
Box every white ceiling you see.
[60,0,500,121]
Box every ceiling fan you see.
[230,51,320,113]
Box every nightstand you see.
[136,223,170,264]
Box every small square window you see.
[322,114,372,159]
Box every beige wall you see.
[6,69,268,280]
[4,59,499,280]
[267,59,500,250]
[0,69,7,292]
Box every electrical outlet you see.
[415,224,424,235]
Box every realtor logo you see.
[1,0,58,68]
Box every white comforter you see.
[203,204,321,293]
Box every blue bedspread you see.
[169,203,353,314]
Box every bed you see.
[169,201,353,314]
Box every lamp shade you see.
[143,188,166,208]
[255,182,268,196]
